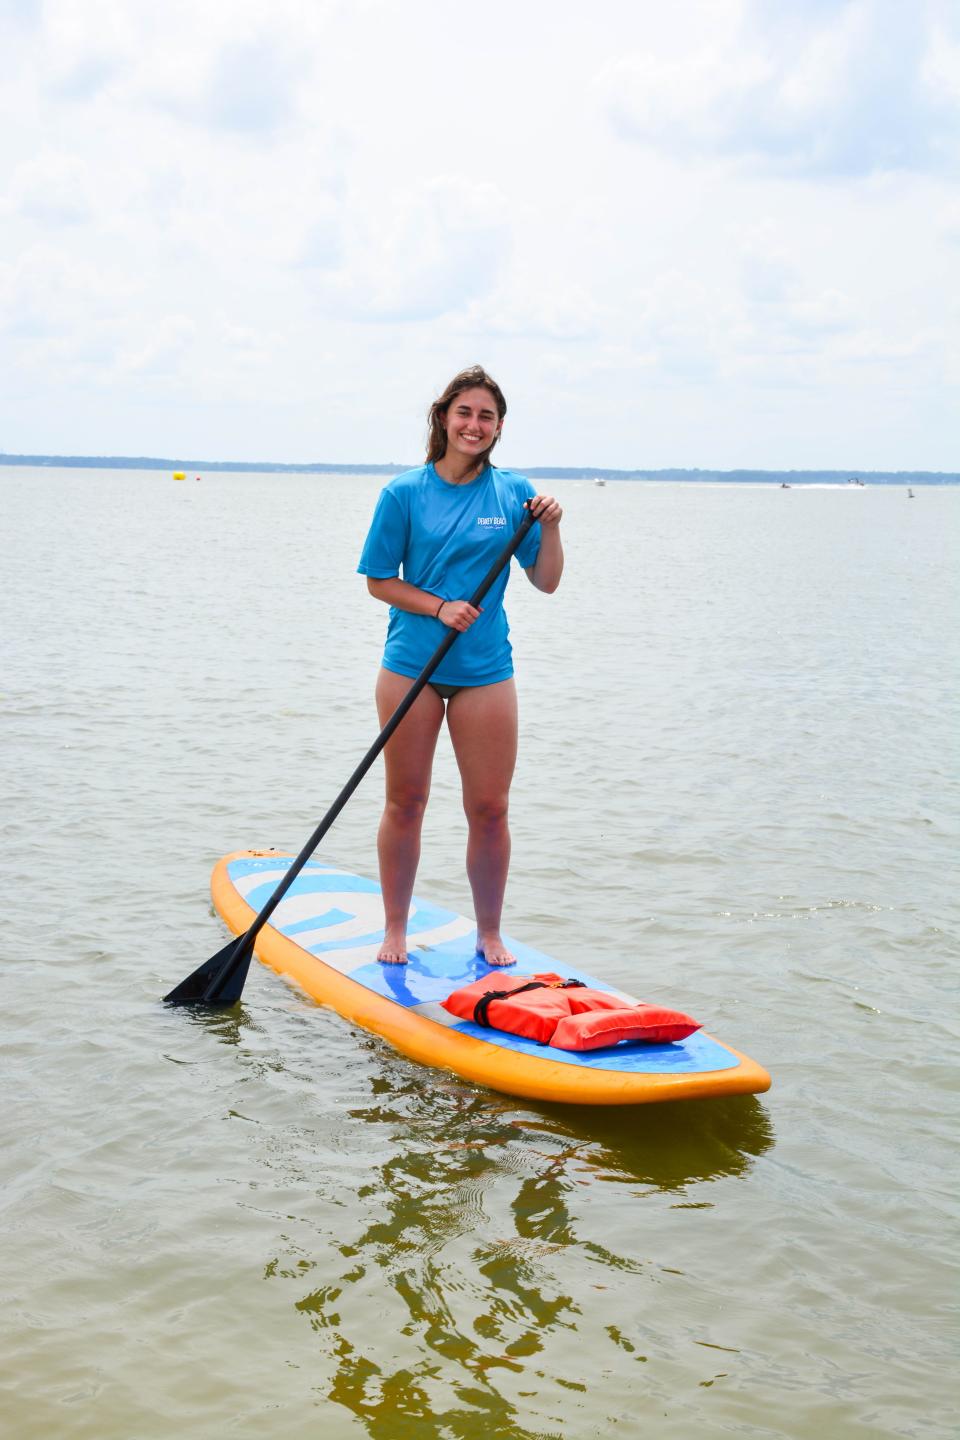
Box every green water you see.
[2,471,956,1438]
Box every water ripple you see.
[1,471,957,1438]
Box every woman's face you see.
[442,386,502,463]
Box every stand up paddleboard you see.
[212,850,771,1106]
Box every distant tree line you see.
[1,453,957,485]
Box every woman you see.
[358,365,563,966]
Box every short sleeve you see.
[357,489,406,578]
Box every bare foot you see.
[476,932,516,967]
[377,925,408,965]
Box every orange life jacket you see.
[441,972,701,1051]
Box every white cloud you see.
[0,0,955,469]
[318,177,512,323]
[117,313,196,378]
[784,290,855,337]
[599,0,960,176]
[40,0,138,98]
[835,326,942,364]
[734,227,857,341]
[461,275,611,343]
[37,0,329,130]
[2,151,92,224]
[147,34,309,136]
[0,242,128,341]
[922,19,960,103]
[739,251,797,306]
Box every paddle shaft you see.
[209,505,537,972]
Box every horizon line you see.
[1,452,958,482]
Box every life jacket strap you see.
[473,978,586,1028]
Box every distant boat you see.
[172,471,186,481]
[594,477,606,487]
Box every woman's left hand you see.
[529,494,562,527]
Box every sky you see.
[1,0,958,471]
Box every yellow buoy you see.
[172,471,186,481]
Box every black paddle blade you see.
[163,931,256,1007]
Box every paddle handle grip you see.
[245,504,538,942]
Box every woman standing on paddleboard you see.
[358,365,563,966]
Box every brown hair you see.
[425,365,507,470]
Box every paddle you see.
[164,502,538,1007]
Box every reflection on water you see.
[261,1042,774,1438]
[180,1004,255,1049]
[530,1095,775,1192]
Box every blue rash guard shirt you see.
[357,463,541,687]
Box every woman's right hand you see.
[437,600,482,632]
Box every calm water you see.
[2,469,957,1439]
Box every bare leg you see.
[375,668,445,963]
[446,679,519,966]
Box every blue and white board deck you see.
[212,851,771,1106]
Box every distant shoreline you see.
[1,453,957,485]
